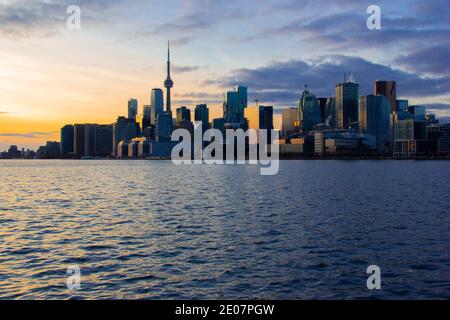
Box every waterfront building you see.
[128,98,138,120]
[438,123,450,155]
[281,107,299,137]
[223,85,247,126]
[151,88,164,125]
[374,80,397,113]
[359,95,391,152]
[396,99,408,112]
[117,141,129,159]
[195,104,209,131]
[176,106,191,125]
[85,124,113,158]
[73,124,87,158]
[156,112,173,142]
[393,119,436,158]
[336,81,359,129]
[37,141,60,159]
[141,105,152,129]
[407,105,426,120]
[113,117,139,157]
[212,118,225,136]
[298,85,321,132]
[60,125,74,157]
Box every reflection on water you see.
[0,160,449,299]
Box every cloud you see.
[0,0,126,37]
[0,131,58,139]
[172,65,200,73]
[150,0,250,38]
[171,36,196,46]
[173,92,222,105]
[208,55,450,107]
[394,45,450,76]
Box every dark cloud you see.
[209,55,450,107]
[395,45,450,76]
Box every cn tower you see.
[164,41,174,115]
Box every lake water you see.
[0,160,449,299]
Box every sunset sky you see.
[1,0,449,150]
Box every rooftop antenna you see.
[254,96,259,108]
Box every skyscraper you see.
[156,112,173,142]
[73,124,86,158]
[281,107,299,137]
[151,88,164,125]
[259,106,274,131]
[113,116,139,157]
[359,95,391,152]
[176,106,191,124]
[142,105,152,129]
[164,41,173,115]
[128,98,138,120]
[298,85,321,132]
[223,85,247,125]
[336,82,359,129]
[374,80,397,113]
[85,124,113,157]
[195,104,209,131]
[60,125,74,157]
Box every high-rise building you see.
[141,105,152,129]
[396,99,408,112]
[281,107,299,137]
[407,105,426,120]
[113,116,139,157]
[244,105,273,143]
[212,118,225,136]
[73,124,86,158]
[259,106,274,130]
[223,85,247,125]
[393,119,437,158]
[298,85,321,132]
[164,42,174,115]
[151,88,164,125]
[327,97,336,128]
[60,125,74,157]
[336,82,359,129]
[359,95,391,152]
[176,106,191,124]
[156,112,173,142]
[438,124,450,155]
[195,104,209,131]
[374,81,397,113]
[128,98,138,120]
[85,124,113,157]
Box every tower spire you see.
[164,40,174,114]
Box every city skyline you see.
[1,0,449,150]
